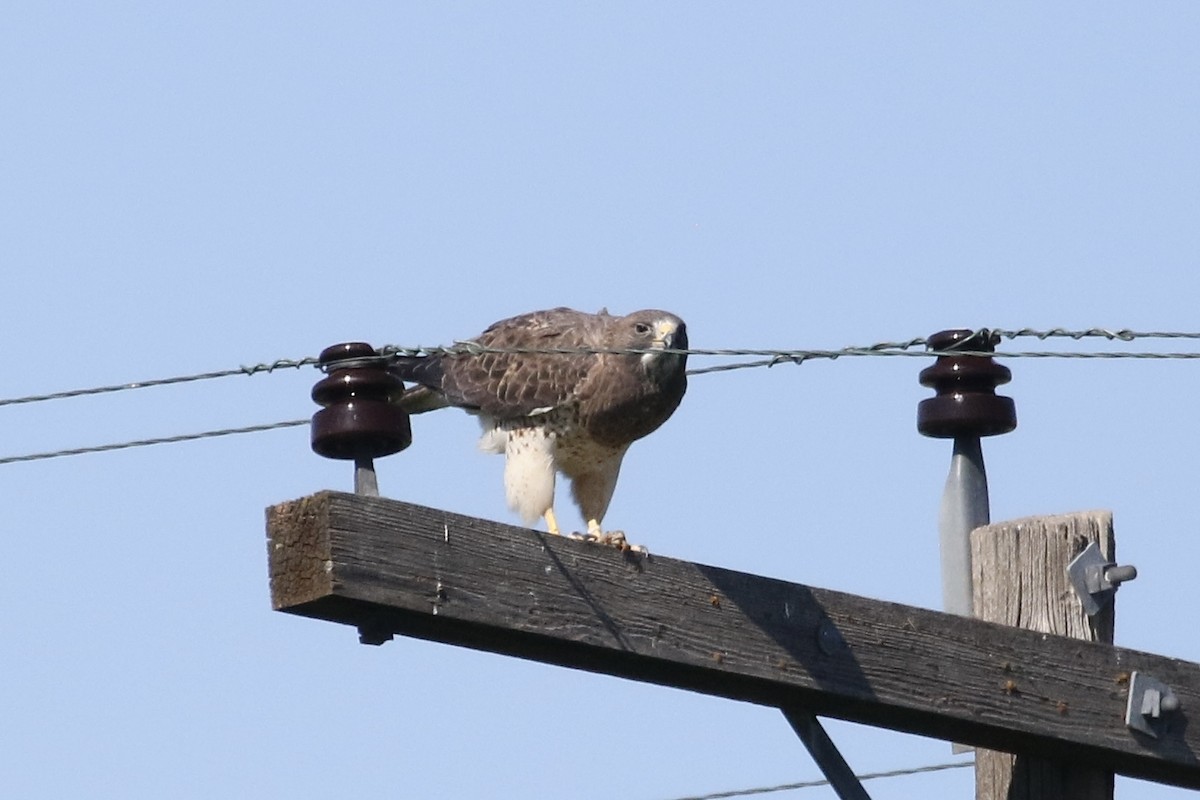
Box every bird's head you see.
[622,310,688,379]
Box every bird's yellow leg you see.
[586,518,603,538]
[544,508,562,536]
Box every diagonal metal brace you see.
[782,708,872,800]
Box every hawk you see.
[391,307,688,544]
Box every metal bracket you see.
[1066,541,1137,616]
[356,612,395,646]
[782,708,872,800]
[1125,671,1181,738]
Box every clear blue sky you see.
[4,4,1199,798]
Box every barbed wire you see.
[3,328,1200,410]
[13,343,1178,460]
[0,356,317,408]
[0,419,309,466]
[663,759,972,800]
[993,327,1200,341]
[2,327,1199,465]
[687,347,1200,376]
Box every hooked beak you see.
[642,319,688,376]
[653,319,687,352]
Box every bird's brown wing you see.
[438,307,606,419]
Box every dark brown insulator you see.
[311,342,412,460]
[918,329,1017,439]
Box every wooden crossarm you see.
[266,491,1200,789]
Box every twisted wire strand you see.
[382,335,933,360]
[2,328,1199,411]
[0,419,309,466]
[2,328,1199,464]
[386,328,1200,363]
[993,327,1200,341]
[0,357,317,408]
[663,760,972,800]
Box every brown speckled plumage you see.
[391,307,688,537]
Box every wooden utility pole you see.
[972,511,1122,800]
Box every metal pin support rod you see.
[939,436,990,617]
[354,457,380,497]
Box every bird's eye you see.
[634,322,652,335]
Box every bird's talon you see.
[573,529,647,554]
[602,530,628,547]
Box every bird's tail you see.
[389,355,451,414]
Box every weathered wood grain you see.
[266,492,1200,789]
[972,511,1117,800]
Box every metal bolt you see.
[1104,564,1138,586]
[1143,686,1181,717]
[1066,542,1138,616]
[1126,671,1181,738]
[816,621,847,655]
